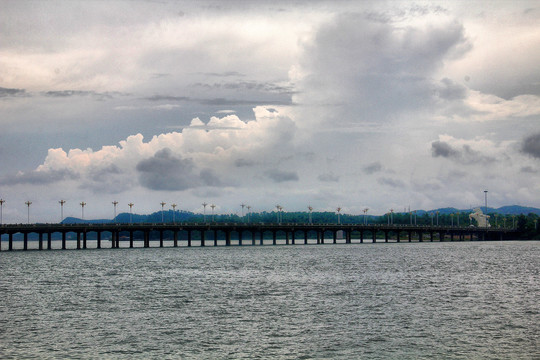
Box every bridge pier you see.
[430,232,434,242]
[360,230,364,243]
[39,233,43,250]
[292,231,296,245]
[317,231,321,244]
[419,231,423,242]
[215,230,219,246]
[346,230,351,244]
[239,231,243,246]
[9,233,13,251]
[144,230,150,248]
[396,231,400,243]
[226,230,231,246]
[76,232,81,249]
[272,231,276,245]
[83,231,87,249]
[408,231,412,242]
[252,231,256,246]
[201,230,206,247]
[372,231,376,243]
[384,231,388,243]
[187,230,192,247]
[23,232,28,250]
[47,232,52,250]
[333,230,337,244]
[304,231,308,245]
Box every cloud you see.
[0,86,27,97]
[521,132,540,159]
[2,168,78,185]
[363,162,382,174]
[266,169,299,183]
[377,177,405,188]
[431,139,496,164]
[317,172,339,182]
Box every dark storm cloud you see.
[144,95,190,102]
[198,98,293,106]
[136,148,198,191]
[266,169,299,183]
[521,132,540,159]
[317,172,339,182]
[136,148,221,191]
[431,141,495,164]
[377,177,405,188]
[363,162,382,174]
[2,169,78,185]
[0,86,27,97]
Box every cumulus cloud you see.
[431,139,495,164]
[521,132,540,159]
[2,107,298,192]
[317,172,339,182]
[364,162,383,175]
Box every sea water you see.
[1,241,538,359]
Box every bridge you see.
[0,223,519,251]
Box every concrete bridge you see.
[0,223,519,251]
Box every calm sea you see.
[1,242,538,359]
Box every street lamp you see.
[210,204,216,222]
[308,205,313,224]
[484,190,488,216]
[171,203,177,224]
[241,203,246,221]
[247,205,251,223]
[128,203,134,224]
[0,199,5,225]
[456,211,459,227]
[363,208,369,225]
[112,201,118,222]
[202,202,208,223]
[160,202,166,223]
[59,200,66,223]
[436,211,439,226]
[390,209,394,225]
[336,207,342,225]
[80,201,86,221]
[25,201,32,224]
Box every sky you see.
[1,0,540,223]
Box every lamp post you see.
[484,190,489,228]
[128,203,134,224]
[80,201,86,221]
[414,210,417,225]
[171,203,177,224]
[0,199,4,225]
[241,203,246,221]
[59,200,66,223]
[456,211,459,227]
[336,207,341,225]
[390,209,394,225]
[247,205,251,223]
[25,201,32,224]
[202,202,208,223]
[436,211,439,226]
[210,204,216,222]
[363,208,369,225]
[160,202,166,223]
[308,206,313,224]
[112,201,118,223]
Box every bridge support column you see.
[396,232,400,243]
[384,231,388,243]
[226,231,231,246]
[238,231,242,246]
[317,231,321,244]
[39,233,43,250]
[372,231,376,243]
[77,232,81,249]
[292,231,296,245]
[83,231,87,249]
[360,230,364,243]
[430,232,434,242]
[9,233,13,251]
[450,233,454,241]
[159,230,164,247]
[144,230,150,248]
[260,231,264,245]
[187,230,192,247]
[47,232,52,250]
[333,231,337,244]
[439,232,445,242]
[419,231,423,242]
[408,231,412,242]
[173,230,178,247]
[201,230,206,247]
[272,231,276,245]
[129,231,133,248]
[346,230,351,244]
[321,231,325,244]
[62,232,66,249]
[304,231,308,245]
[215,230,219,246]
[252,231,256,246]
[23,232,28,250]
[97,231,101,249]
[286,231,289,245]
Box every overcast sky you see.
[1,0,539,222]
